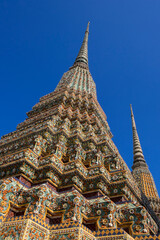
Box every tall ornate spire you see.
[73,22,90,67]
[130,105,159,201]
[1,22,160,240]
[130,104,147,170]
[54,22,97,98]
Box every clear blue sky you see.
[0,1,160,193]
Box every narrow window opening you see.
[110,196,127,203]
[46,211,62,226]
[123,227,130,234]
[6,206,25,219]
[82,218,97,232]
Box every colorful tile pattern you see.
[0,23,160,240]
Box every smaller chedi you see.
[0,23,160,240]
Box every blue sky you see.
[0,0,160,193]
